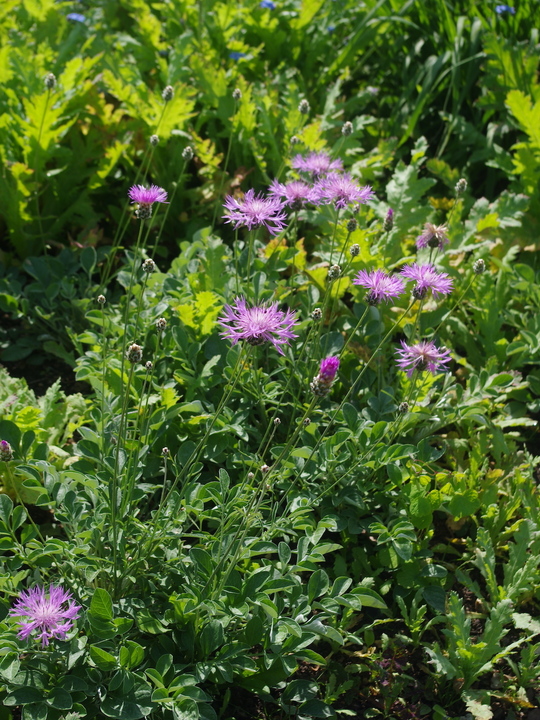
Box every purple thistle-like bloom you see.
[223,189,287,236]
[311,356,340,396]
[268,179,320,209]
[416,223,449,251]
[395,340,452,378]
[128,184,168,219]
[353,269,406,305]
[292,152,343,177]
[218,297,298,354]
[316,173,375,210]
[10,585,81,647]
[400,263,453,300]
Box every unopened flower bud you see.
[142,258,156,273]
[342,121,353,136]
[162,447,169,456]
[127,343,143,364]
[97,294,106,305]
[398,402,409,413]
[349,243,360,257]
[162,85,174,101]
[303,418,311,426]
[261,464,271,473]
[247,472,255,480]
[182,146,193,161]
[232,88,242,100]
[311,308,322,320]
[145,361,153,371]
[290,135,301,145]
[298,99,310,115]
[0,440,13,462]
[412,285,427,301]
[455,178,467,195]
[311,356,340,397]
[273,417,281,425]
[383,208,394,233]
[44,73,56,90]
[347,218,358,233]
[328,264,341,280]
[156,317,167,331]
[473,259,486,275]
[150,134,159,146]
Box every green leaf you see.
[4,687,44,705]
[89,645,117,671]
[0,652,20,682]
[298,699,336,718]
[89,588,114,620]
[307,569,330,602]
[119,641,145,670]
[199,620,224,656]
[46,688,72,710]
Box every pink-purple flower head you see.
[315,173,375,210]
[222,189,287,236]
[400,263,453,300]
[395,340,452,378]
[292,151,343,177]
[218,297,298,355]
[416,223,449,252]
[128,184,168,219]
[353,269,406,306]
[268,179,320,210]
[10,585,81,647]
[311,356,340,396]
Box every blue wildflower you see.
[495,4,516,13]
[260,0,276,7]
[66,12,86,22]
[229,51,247,60]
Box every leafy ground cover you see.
[1,1,540,719]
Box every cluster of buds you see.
[0,440,13,462]
[310,357,340,397]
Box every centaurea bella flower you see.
[416,223,449,251]
[316,173,375,209]
[311,356,340,396]
[128,184,168,219]
[353,269,405,305]
[268,179,320,210]
[292,151,343,177]
[218,297,298,355]
[10,585,81,647]
[400,263,453,300]
[395,340,451,378]
[223,189,287,236]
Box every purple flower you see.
[223,189,287,236]
[416,223,449,251]
[128,184,168,219]
[495,4,515,14]
[260,0,276,7]
[218,297,298,354]
[66,12,86,22]
[10,585,81,647]
[311,356,340,396]
[229,51,247,60]
[395,340,452,378]
[353,269,406,305]
[292,152,343,177]
[316,173,375,209]
[268,179,320,209]
[400,263,453,300]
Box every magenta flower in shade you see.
[416,223,449,251]
[395,340,452,378]
[268,179,320,209]
[400,263,453,300]
[10,585,81,647]
[311,356,340,396]
[291,152,343,177]
[218,297,298,354]
[353,269,406,305]
[315,173,375,210]
[222,189,287,236]
[128,184,168,219]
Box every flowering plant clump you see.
[400,263,454,299]
[223,189,287,235]
[395,340,452,377]
[9,585,81,647]
[218,297,298,354]
[353,269,406,305]
[291,151,343,177]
